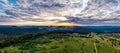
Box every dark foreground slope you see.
[0,32,120,53]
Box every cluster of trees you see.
[0,33,43,48]
[0,31,69,49]
[0,31,96,49]
[109,39,120,47]
[103,33,120,38]
[101,33,120,47]
[0,50,24,53]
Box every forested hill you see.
[0,32,120,53]
[0,26,120,38]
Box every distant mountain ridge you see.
[0,26,120,38]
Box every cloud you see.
[0,0,120,26]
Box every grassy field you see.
[0,33,120,53]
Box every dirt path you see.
[94,42,98,53]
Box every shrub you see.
[4,50,7,53]
[51,46,59,49]
[59,41,63,43]
[21,51,23,53]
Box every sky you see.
[0,0,120,26]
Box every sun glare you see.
[54,23,84,26]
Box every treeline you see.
[0,30,81,49]
[0,28,41,36]
[0,30,71,49]
[0,33,44,48]
[103,33,120,38]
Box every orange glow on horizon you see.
[54,23,84,26]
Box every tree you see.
[21,51,23,53]
[4,50,7,53]
[0,50,1,53]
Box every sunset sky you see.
[0,0,120,26]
